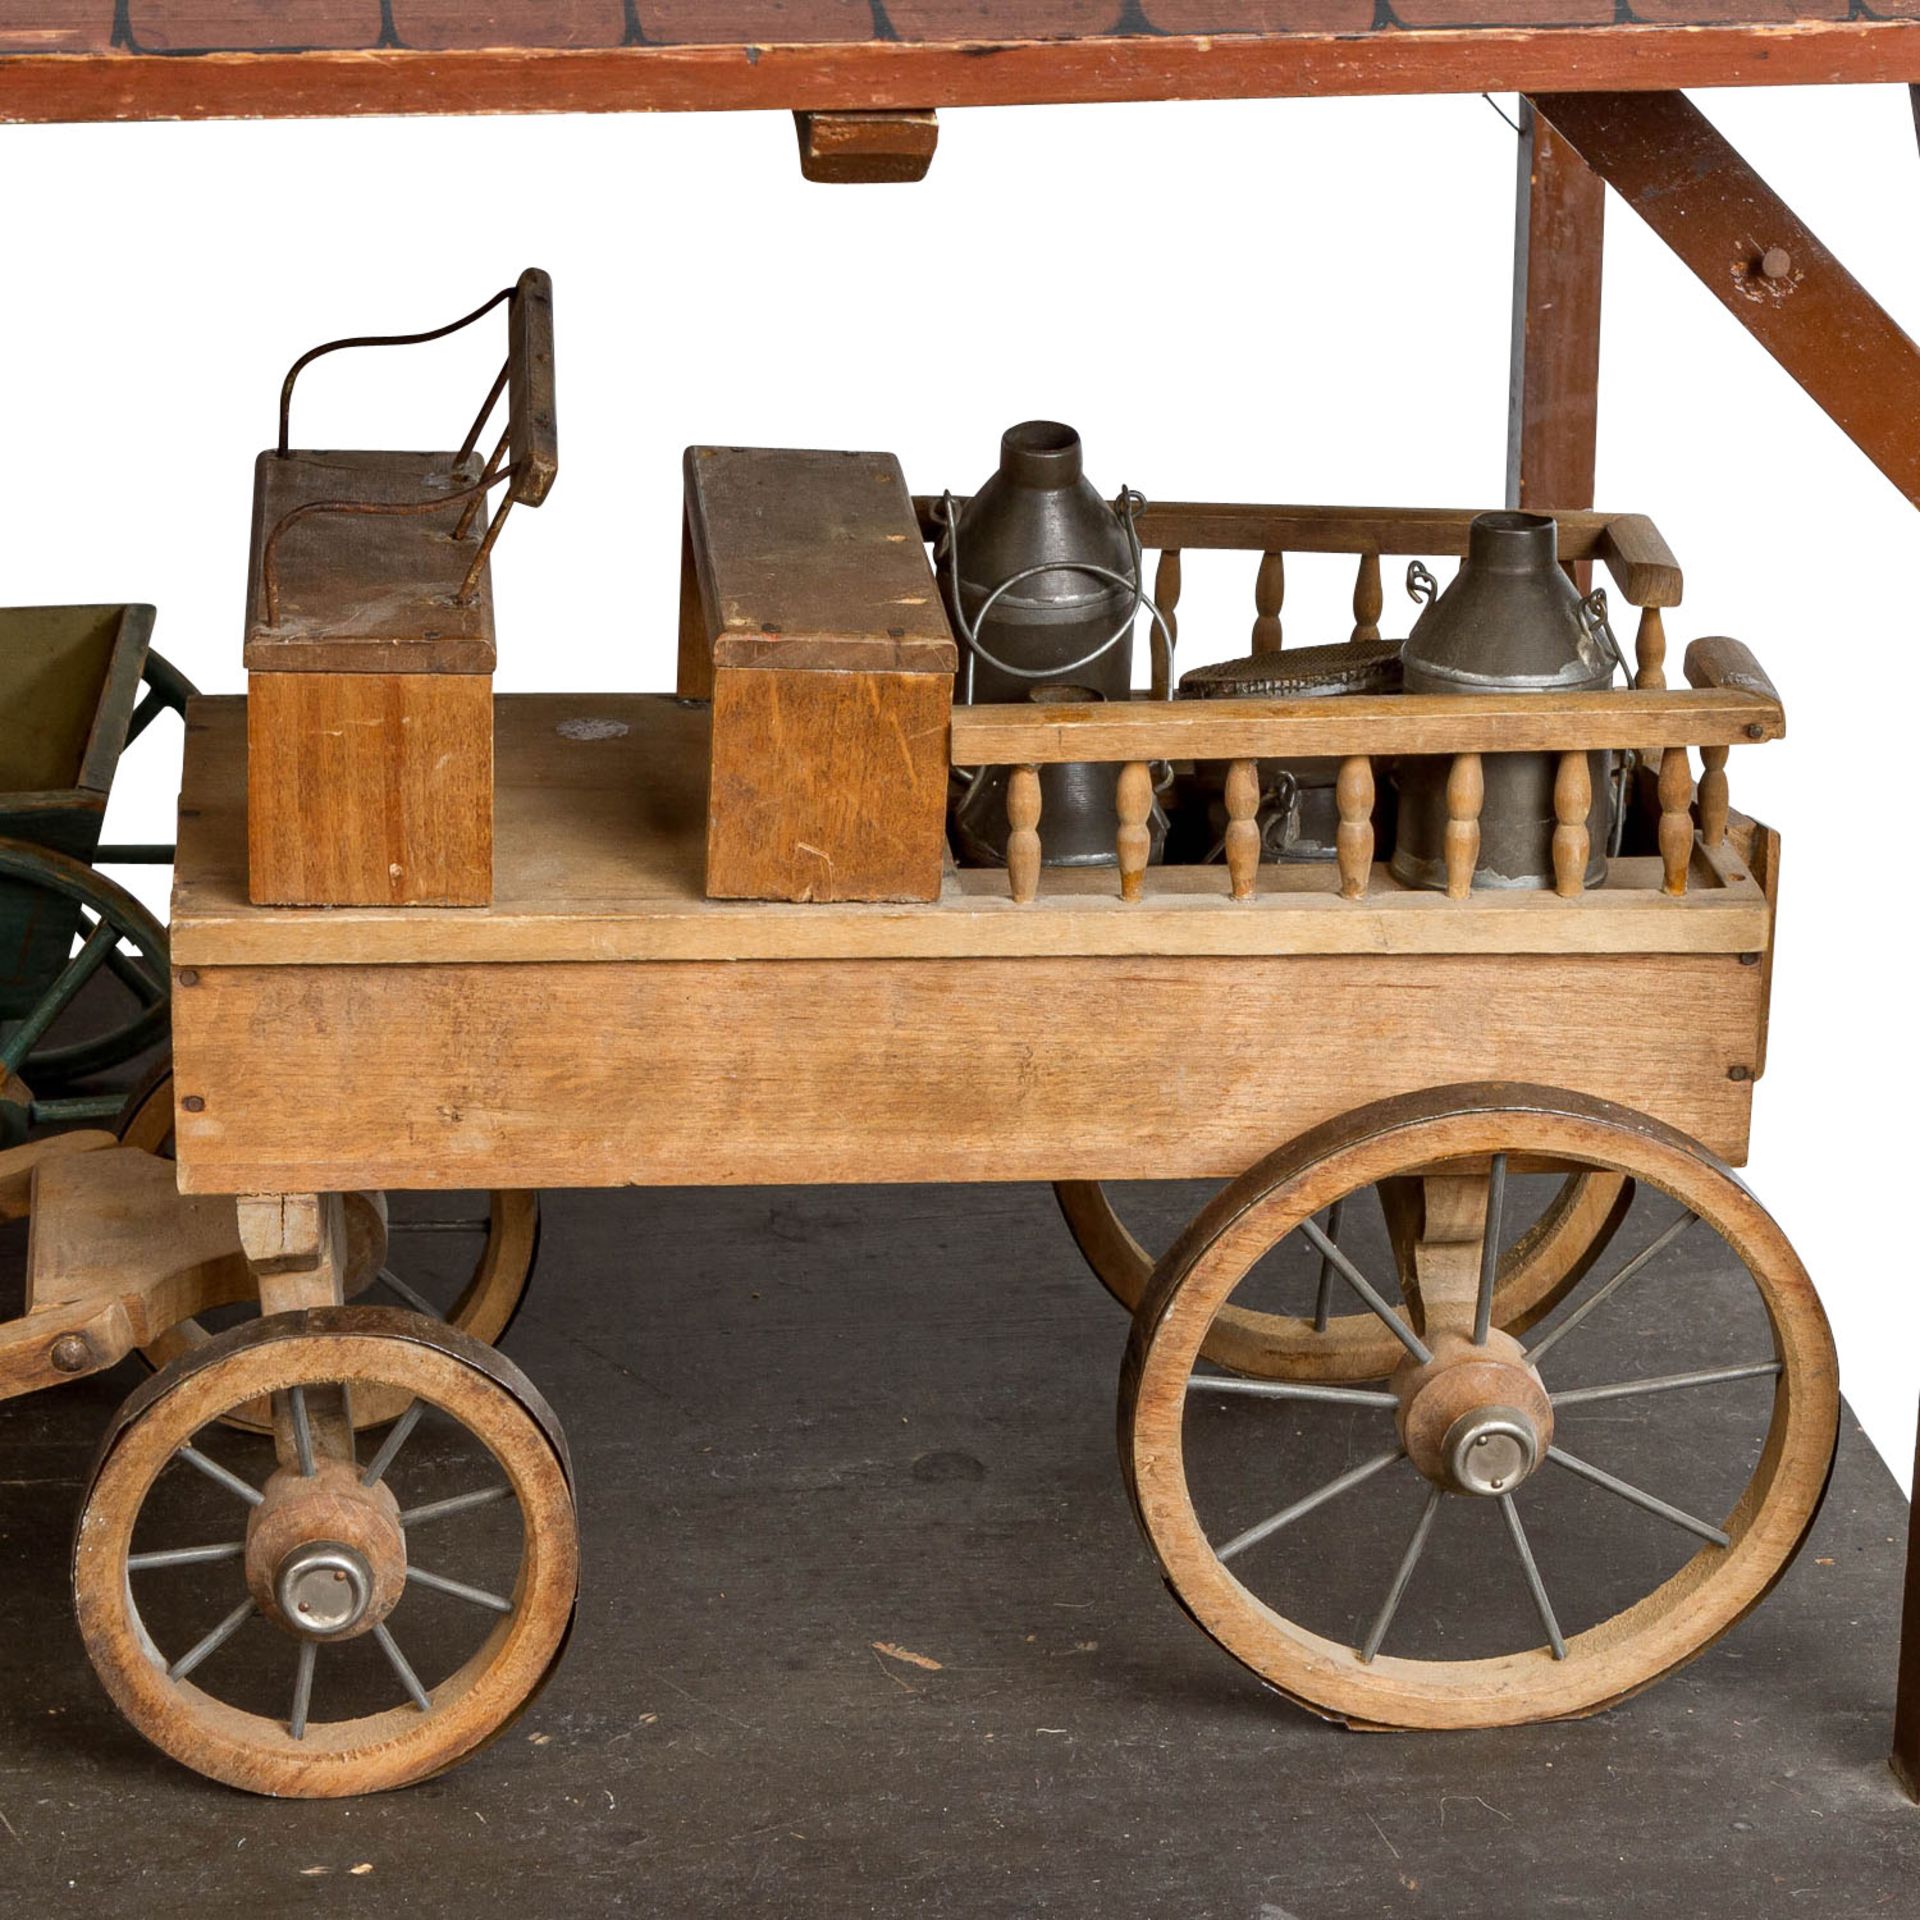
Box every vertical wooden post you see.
[1444,753,1484,899]
[1152,548,1181,700]
[1508,100,1605,558]
[1351,552,1384,645]
[1552,750,1592,898]
[1116,762,1153,902]
[1697,744,1730,849]
[1658,745,1694,895]
[1224,758,1260,902]
[1633,605,1668,695]
[1006,765,1041,904]
[1253,552,1285,654]
[1336,756,1374,901]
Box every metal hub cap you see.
[1442,1406,1540,1496]
[276,1542,375,1639]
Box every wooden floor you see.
[0,1176,1913,1917]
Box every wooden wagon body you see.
[166,682,1776,1198]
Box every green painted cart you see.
[0,603,191,1146]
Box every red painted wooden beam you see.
[1533,88,1920,509]
[1507,100,1606,518]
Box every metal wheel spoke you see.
[287,1385,317,1478]
[1217,1447,1405,1565]
[1552,1360,1782,1407]
[406,1566,514,1614]
[360,1399,426,1488]
[374,1267,445,1321]
[1545,1445,1731,1547]
[1499,1493,1567,1660]
[290,1639,317,1741]
[168,1598,256,1682]
[128,1541,246,1572]
[1526,1209,1697,1365]
[1187,1376,1399,1409]
[1360,1486,1443,1664]
[177,1445,264,1507]
[1473,1152,1507,1346]
[1298,1217,1432,1367]
[1311,1198,1346,1334]
[373,1622,433,1712]
[0,918,117,1073]
[400,1485,514,1529]
[104,939,165,1007]
[125,683,170,745]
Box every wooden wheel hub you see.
[1393,1332,1554,1496]
[244,1460,406,1641]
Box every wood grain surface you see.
[3,10,1917,123]
[175,694,1772,965]
[168,948,1763,1194]
[245,673,493,906]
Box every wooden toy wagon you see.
[0,388,1836,1795]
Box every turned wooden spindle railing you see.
[1224,757,1261,902]
[1335,755,1374,902]
[1116,761,1154,902]
[1253,551,1285,654]
[919,496,1730,906]
[1151,548,1181,700]
[1351,551,1384,645]
[1552,750,1593,899]
[946,637,1781,909]
[915,495,1686,704]
[1443,752,1483,900]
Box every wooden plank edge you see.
[3,25,1919,125]
[948,688,1783,762]
[168,893,1770,968]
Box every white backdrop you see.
[7,86,1915,1485]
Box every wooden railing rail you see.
[951,650,1780,908]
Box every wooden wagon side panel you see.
[169,949,1761,1194]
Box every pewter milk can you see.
[944,421,1158,868]
[1391,511,1617,892]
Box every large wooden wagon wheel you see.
[73,1307,577,1796]
[1121,1084,1838,1729]
[1057,1161,1631,1382]
[119,1064,540,1431]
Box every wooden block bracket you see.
[794,109,938,184]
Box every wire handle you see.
[935,487,1176,698]
[1579,587,1630,682]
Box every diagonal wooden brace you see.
[1532,90,1920,510]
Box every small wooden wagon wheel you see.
[1057,1164,1630,1382]
[73,1306,577,1796]
[1121,1084,1837,1729]
[0,837,171,1089]
[119,1064,539,1430]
